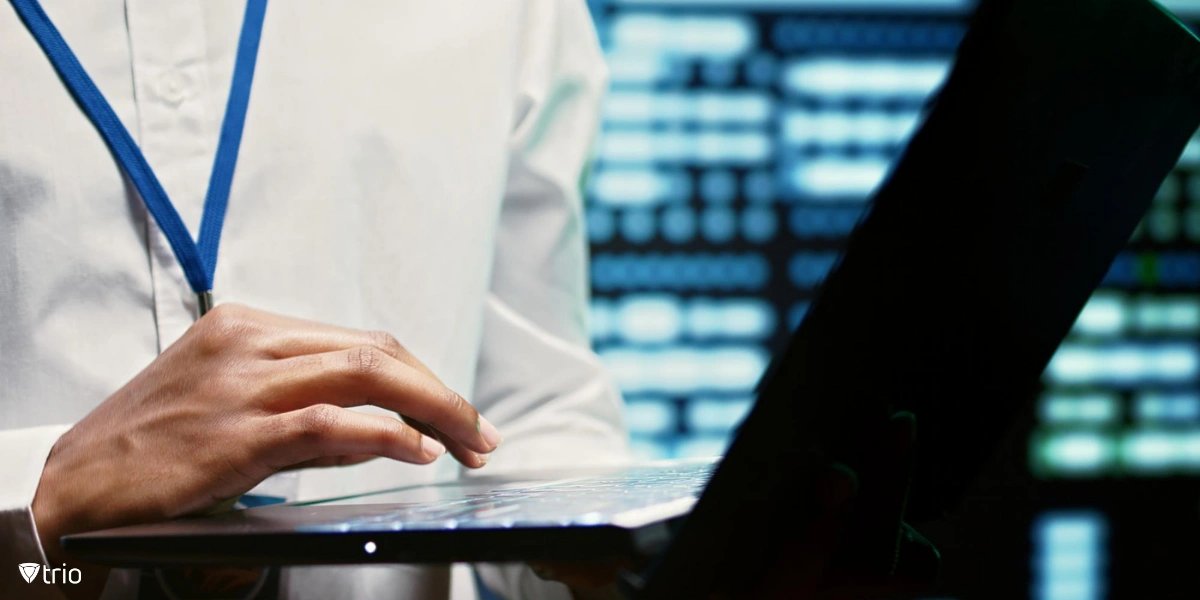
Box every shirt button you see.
[154,70,191,106]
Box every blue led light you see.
[788,206,866,238]
[744,52,778,87]
[610,14,758,58]
[781,109,922,148]
[1101,252,1137,287]
[737,254,771,289]
[788,156,891,199]
[1033,432,1117,477]
[686,398,755,433]
[1157,251,1200,287]
[1045,343,1200,385]
[624,397,678,435]
[700,170,738,203]
[615,295,685,343]
[741,207,779,242]
[1135,392,1200,423]
[701,60,738,86]
[591,253,770,291]
[1071,293,1127,336]
[1035,513,1106,547]
[1136,296,1200,332]
[788,251,840,288]
[587,207,615,243]
[661,207,698,243]
[781,56,951,99]
[700,207,738,243]
[788,302,812,329]
[685,297,775,339]
[603,91,773,125]
[599,130,773,165]
[605,52,673,85]
[1146,208,1181,242]
[744,170,776,203]
[773,19,965,50]
[590,168,683,205]
[599,345,771,394]
[620,209,658,244]
[1032,511,1107,600]
[1039,393,1121,425]
[633,254,661,285]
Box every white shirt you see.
[0,0,630,598]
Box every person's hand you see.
[528,467,932,600]
[529,560,638,599]
[527,466,930,600]
[31,304,503,569]
[724,465,937,600]
[532,413,937,600]
[716,412,937,600]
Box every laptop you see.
[64,0,1200,597]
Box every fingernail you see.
[476,452,490,467]
[422,436,446,459]
[477,416,503,450]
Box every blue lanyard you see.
[10,0,269,316]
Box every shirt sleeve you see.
[469,0,632,598]
[0,424,71,600]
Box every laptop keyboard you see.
[302,460,717,532]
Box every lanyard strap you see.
[9,0,268,310]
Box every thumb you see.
[756,463,859,599]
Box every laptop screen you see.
[639,0,1200,597]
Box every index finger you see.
[225,307,503,456]
[274,346,502,455]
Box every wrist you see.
[32,440,70,565]
[33,438,112,600]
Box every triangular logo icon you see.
[18,563,40,584]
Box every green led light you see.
[1136,253,1159,287]
[1120,430,1177,474]
[1037,428,1200,478]
[1039,393,1120,425]
[1030,430,1117,479]
[1147,208,1181,242]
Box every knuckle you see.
[381,419,415,449]
[366,330,405,358]
[297,404,341,441]
[346,346,383,376]
[194,303,254,350]
[444,389,468,414]
[205,302,249,324]
[430,388,469,427]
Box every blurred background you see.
[575,0,1200,598]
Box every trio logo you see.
[18,563,39,584]
[17,562,82,585]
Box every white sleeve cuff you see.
[0,424,71,599]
